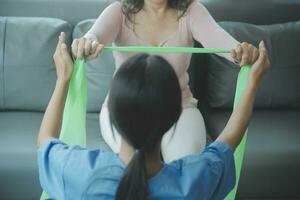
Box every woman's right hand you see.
[71,37,104,60]
[249,41,270,84]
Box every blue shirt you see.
[37,139,235,200]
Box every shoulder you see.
[38,138,119,170]
[170,142,235,198]
[101,1,124,26]
[63,149,123,198]
[104,1,122,15]
[37,139,123,198]
[109,1,122,9]
[98,1,123,21]
[186,1,208,15]
[180,141,234,174]
[155,142,233,196]
[37,138,73,161]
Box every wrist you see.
[84,33,99,43]
[56,78,70,87]
[248,77,259,91]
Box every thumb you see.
[255,41,267,64]
[254,40,270,70]
[258,41,267,58]
[61,43,72,61]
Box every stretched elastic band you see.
[104,46,231,54]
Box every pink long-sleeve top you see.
[84,1,240,108]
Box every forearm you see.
[216,79,258,150]
[37,80,69,147]
[189,2,240,63]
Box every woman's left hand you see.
[53,32,73,83]
[231,42,259,67]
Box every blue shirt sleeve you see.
[37,138,111,199]
[62,144,108,198]
[37,138,74,199]
[202,141,236,199]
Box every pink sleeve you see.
[84,2,122,45]
[188,2,240,62]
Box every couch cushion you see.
[0,17,5,110]
[73,19,115,113]
[203,108,300,198]
[205,21,300,109]
[0,111,110,199]
[3,17,72,111]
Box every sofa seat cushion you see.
[0,111,110,199]
[203,108,300,198]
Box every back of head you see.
[108,53,182,200]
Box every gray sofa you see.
[0,0,300,199]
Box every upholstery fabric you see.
[1,0,300,25]
[0,17,5,110]
[206,21,300,109]
[2,17,72,111]
[203,108,300,198]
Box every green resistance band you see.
[40,46,250,200]
[104,46,231,54]
[40,59,87,200]
[225,65,250,200]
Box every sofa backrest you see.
[203,21,300,109]
[1,17,299,112]
[0,17,115,112]
[1,0,300,25]
[0,17,72,111]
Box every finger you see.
[260,41,268,54]
[61,43,74,68]
[87,44,103,60]
[84,39,92,57]
[240,42,249,66]
[256,40,271,71]
[248,45,254,64]
[90,41,99,54]
[60,43,72,60]
[55,32,64,52]
[87,44,102,60]
[258,41,267,60]
[77,37,85,59]
[95,44,104,56]
[230,49,237,60]
[236,44,242,63]
[60,32,66,43]
[252,47,259,63]
[71,39,79,59]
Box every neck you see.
[143,0,169,15]
[144,146,163,178]
[119,139,163,178]
[119,139,135,165]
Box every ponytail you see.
[109,54,182,200]
[116,150,148,200]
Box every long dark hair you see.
[108,54,182,200]
[120,0,194,22]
